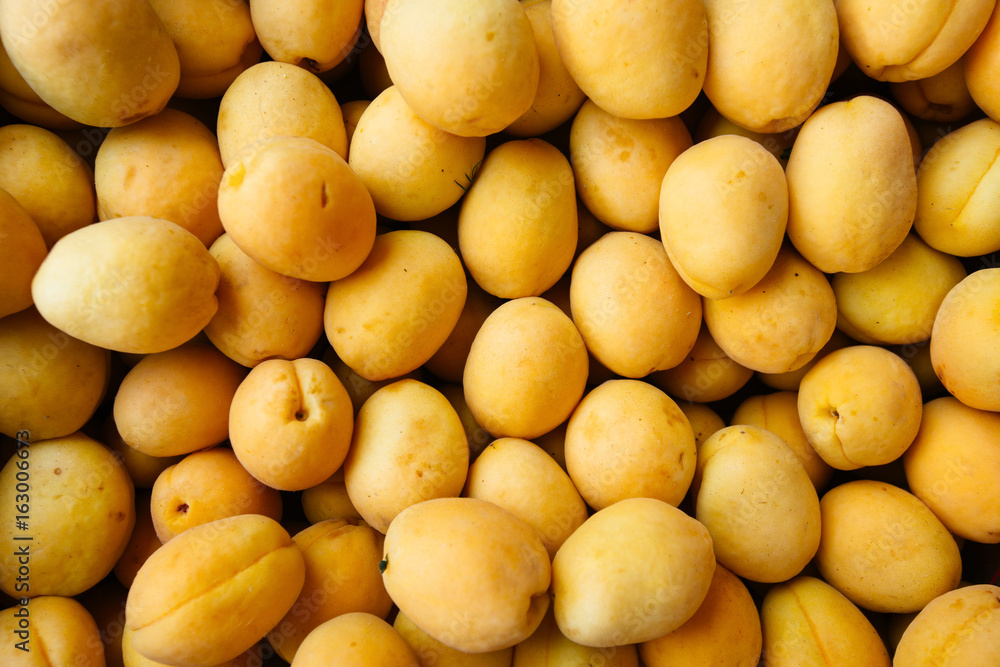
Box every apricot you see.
[515,605,639,666]
[291,612,420,667]
[229,358,354,491]
[31,216,220,355]
[114,343,247,458]
[965,4,1000,122]
[324,230,466,381]
[930,268,1000,411]
[0,596,104,665]
[0,433,134,598]
[571,100,692,234]
[678,403,726,449]
[463,297,589,439]
[702,0,838,134]
[785,96,916,273]
[815,480,961,613]
[564,380,695,511]
[894,584,1000,666]
[761,576,891,666]
[552,497,715,647]
[458,138,577,298]
[903,396,1000,543]
[0,0,179,126]
[832,233,967,345]
[300,470,363,525]
[659,134,788,299]
[217,135,376,282]
[702,245,837,374]
[640,564,762,667]
[465,437,587,557]
[394,608,515,667]
[695,425,821,583]
[216,61,347,166]
[348,85,486,221]
[204,233,326,368]
[249,0,363,74]
[268,519,393,663]
[381,497,551,653]
[380,0,539,136]
[570,233,701,378]
[550,0,707,119]
[648,322,754,403]
[797,345,923,470]
[0,307,109,441]
[149,447,282,542]
[915,118,1000,257]
[125,515,305,666]
[0,124,95,248]
[96,108,224,247]
[0,188,45,319]
[836,0,994,81]
[344,379,468,533]
[149,0,262,99]
[506,0,587,138]
[889,59,976,123]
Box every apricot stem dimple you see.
[176,503,189,514]
[289,362,307,423]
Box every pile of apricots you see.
[0,0,998,665]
